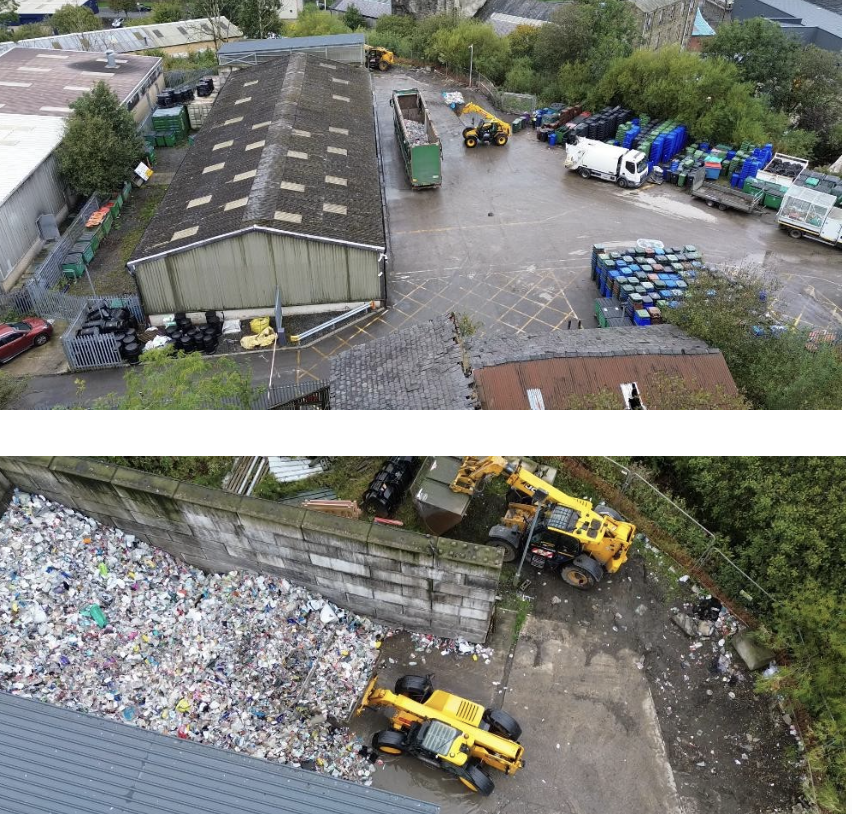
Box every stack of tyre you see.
[164,311,222,355]
[362,457,418,517]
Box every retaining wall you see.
[0,457,501,642]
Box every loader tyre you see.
[378,61,389,71]
[373,729,406,755]
[484,708,522,740]
[394,674,433,703]
[579,168,591,179]
[465,136,478,148]
[594,503,624,522]
[459,763,495,795]
[561,563,596,590]
[495,133,508,146]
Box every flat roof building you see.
[129,52,387,320]
[0,46,163,291]
[13,0,97,24]
[732,0,841,50]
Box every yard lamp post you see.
[468,43,473,88]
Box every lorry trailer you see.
[564,134,648,188]
[690,167,762,213]
[390,88,442,189]
[777,187,842,247]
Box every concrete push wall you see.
[0,457,501,642]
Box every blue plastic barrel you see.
[548,132,557,146]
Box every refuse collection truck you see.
[564,133,648,188]
[776,187,842,247]
[390,88,442,189]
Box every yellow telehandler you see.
[356,673,524,795]
[454,102,511,148]
[365,45,394,71]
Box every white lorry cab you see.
[564,134,648,188]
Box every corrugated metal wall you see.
[219,44,364,66]
[0,156,67,286]
[135,230,380,314]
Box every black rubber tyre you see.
[718,203,728,211]
[495,133,508,146]
[464,136,478,148]
[579,168,591,179]
[373,729,407,755]
[33,335,49,346]
[378,61,389,71]
[789,228,802,239]
[560,563,596,590]
[488,537,518,563]
[617,177,628,188]
[484,708,522,740]
[394,674,433,703]
[706,200,715,207]
[459,763,495,796]
[595,504,624,522]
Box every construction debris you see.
[0,490,383,782]
[403,120,429,146]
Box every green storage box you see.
[164,133,177,147]
[62,253,85,279]
[72,240,94,264]
[101,211,113,234]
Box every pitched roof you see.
[0,691,439,814]
[0,113,66,207]
[330,318,476,410]
[132,52,384,264]
[468,325,738,409]
[487,13,546,35]
[330,0,392,19]
[0,18,241,57]
[218,33,366,55]
[0,46,160,117]
[475,0,566,22]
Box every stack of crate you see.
[151,106,189,147]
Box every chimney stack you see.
[106,49,117,69]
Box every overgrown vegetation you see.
[118,186,167,267]
[82,348,258,409]
[49,2,102,32]
[0,371,27,410]
[56,82,145,198]
[363,10,839,161]
[100,456,234,487]
[576,456,845,812]
[661,266,841,410]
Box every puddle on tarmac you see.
[623,190,719,223]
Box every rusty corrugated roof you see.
[473,353,738,410]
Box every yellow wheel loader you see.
[356,673,524,795]
[413,456,637,589]
[454,102,511,148]
[365,45,394,71]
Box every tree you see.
[0,0,18,24]
[424,19,510,83]
[109,0,137,16]
[13,21,52,37]
[190,0,239,48]
[702,18,799,105]
[658,264,841,409]
[284,5,348,36]
[506,23,539,60]
[342,2,362,30]
[56,81,144,196]
[0,371,26,410]
[88,349,258,409]
[151,1,184,21]
[50,3,101,33]
[234,0,282,39]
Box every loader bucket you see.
[410,457,472,535]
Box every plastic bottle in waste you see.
[88,604,108,628]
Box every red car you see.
[0,318,53,364]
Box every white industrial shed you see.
[0,18,243,57]
[0,47,163,290]
[218,34,366,67]
[128,52,387,320]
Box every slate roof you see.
[330,0,391,19]
[488,13,546,35]
[0,18,241,57]
[218,33,366,56]
[0,691,440,814]
[475,0,566,22]
[329,318,476,410]
[0,46,160,117]
[132,52,384,264]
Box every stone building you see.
[631,0,700,49]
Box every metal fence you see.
[60,295,145,372]
[0,286,103,324]
[216,382,331,410]
[476,73,536,116]
[29,194,100,291]
[164,66,219,89]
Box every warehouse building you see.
[631,0,700,49]
[218,33,366,67]
[0,17,243,58]
[0,692,439,814]
[329,319,738,409]
[329,0,391,26]
[129,51,387,321]
[12,0,97,24]
[0,47,163,291]
[732,0,841,51]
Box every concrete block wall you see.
[0,457,501,642]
